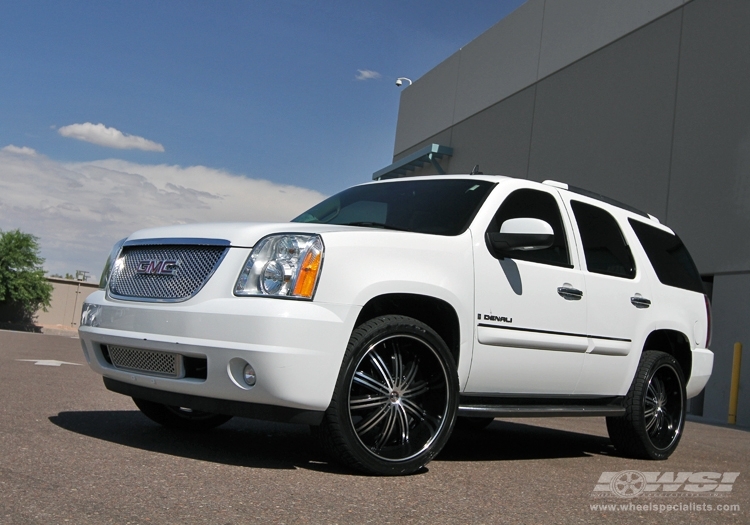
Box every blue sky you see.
[0,0,524,276]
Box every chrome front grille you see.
[108,244,227,301]
[107,345,183,378]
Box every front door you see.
[466,187,587,395]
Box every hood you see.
[125,222,383,248]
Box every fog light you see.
[243,363,257,387]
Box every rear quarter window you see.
[628,219,703,294]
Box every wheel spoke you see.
[401,397,426,420]
[353,371,390,396]
[396,404,410,444]
[646,383,659,406]
[651,377,665,401]
[374,407,398,449]
[350,394,389,410]
[390,342,403,385]
[400,359,419,391]
[403,379,429,398]
[663,410,674,431]
[355,403,390,435]
[419,412,440,435]
[370,351,395,390]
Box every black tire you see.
[455,416,495,431]
[606,350,686,460]
[132,398,233,431]
[318,315,459,475]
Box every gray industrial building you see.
[377,0,750,426]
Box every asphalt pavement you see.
[1,329,747,524]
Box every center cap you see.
[389,391,401,403]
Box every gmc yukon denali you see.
[79,175,713,475]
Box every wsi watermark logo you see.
[592,471,740,499]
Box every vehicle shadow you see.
[49,410,331,472]
[440,419,614,462]
[50,411,614,473]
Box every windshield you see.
[292,179,496,236]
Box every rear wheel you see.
[606,351,686,460]
[132,398,233,431]
[318,315,459,475]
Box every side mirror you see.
[486,218,554,259]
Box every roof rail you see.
[542,180,651,219]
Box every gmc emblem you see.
[136,259,179,276]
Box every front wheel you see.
[606,351,686,460]
[132,398,233,431]
[318,315,459,475]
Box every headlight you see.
[81,303,102,327]
[99,237,127,289]
[235,234,324,299]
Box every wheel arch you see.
[355,293,461,366]
[643,329,692,380]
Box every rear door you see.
[562,197,654,395]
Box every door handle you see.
[557,286,583,301]
[630,296,651,309]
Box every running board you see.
[458,404,625,418]
[458,394,625,418]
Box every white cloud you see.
[58,122,165,152]
[0,150,326,280]
[355,69,381,81]
[2,144,37,156]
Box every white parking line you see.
[15,359,82,367]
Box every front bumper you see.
[79,291,360,416]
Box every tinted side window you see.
[488,189,570,267]
[629,219,703,293]
[571,201,636,279]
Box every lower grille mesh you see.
[107,345,183,378]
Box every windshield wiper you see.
[342,222,409,231]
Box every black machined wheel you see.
[348,333,449,461]
[607,350,686,460]
[132,398,233,431]
[318,315,459,475]
[644,362,683,450]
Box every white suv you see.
[79,175,713,475]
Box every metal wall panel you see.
[666,0,750,274]
[393,53,460,156]
[452,0,544,124]
[393,0,684,158]
[537,0,684,79]
[527,11,682,220]
[701,273,750,426]
[447,86,536,178]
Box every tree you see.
[0,229,53,324]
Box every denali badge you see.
[477,313,513,323]
[136,259,179,276]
